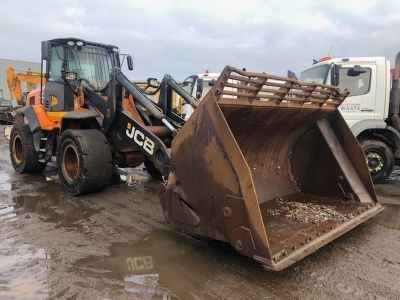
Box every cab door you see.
[335,64,377,128]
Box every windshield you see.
[299,65,330,84]
[0,99,13,107]
[68,46,118,89]
[48,42,119,90]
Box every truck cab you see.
[179,71,219,120]
[300,56,400,183]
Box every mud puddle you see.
[1,190,279,299]
[0,173,11,191]
[0,171,281,299]
[69,230,279,299]
[371,204,400,230]
[72,231,201,299]
[0,171,24,193]
[12,194,103,231]
[0,238,50,299]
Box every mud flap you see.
[159,66,383,271]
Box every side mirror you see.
[127,55,134,71]
[196,78,203,99]
[331,64,339,86]
[41,41,52,61]
[208,79,216,86]
[347,65,367,77]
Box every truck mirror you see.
[196,78,203,99]
[347,65,367,77]
[41,41,52,61]
[208,79,216,86]
[331,64,339,86]
[127,55,134,71]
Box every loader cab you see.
[41,38,125,112]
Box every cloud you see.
[1,0,400,80]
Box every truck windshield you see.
[0,100,13,107]
[299,65,330,84]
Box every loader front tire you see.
[10,124,46,173]
[360,140,394,183]
[57,129,112,196]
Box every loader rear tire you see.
[10,124,46,173]
[144,161,163,180]
[57,129,112,196]
[360,140,394,184]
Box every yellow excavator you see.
[8,38,383,271]
[5,67,46,105]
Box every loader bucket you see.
[158,66,383,271]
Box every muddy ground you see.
[0,124,399,300]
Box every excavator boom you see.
[6,67,45,104]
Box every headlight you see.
[65,72,77,80]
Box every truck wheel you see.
[360,140,394,183]
[9,124,46,173]
[144,161,163,180]
[57,129,112,195]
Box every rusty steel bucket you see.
[158,66,383,271]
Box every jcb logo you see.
[126,123,155,155]
[126,256,154,271]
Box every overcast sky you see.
[1,0,400,81]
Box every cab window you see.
[338,67,371,97]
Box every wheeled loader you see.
[9,38,383,271]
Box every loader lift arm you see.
[113,69,181,134]
[158,75,199,111]
[82,68,184,180]
[137,74,200,125]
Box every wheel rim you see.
[365,152,384,174]
[12,135,23,164]
[62,144,80,181]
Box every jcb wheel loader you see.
[9,38,383,271]
[10,38,196,195]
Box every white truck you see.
[299,55,400,183]
[179,70,220,120]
